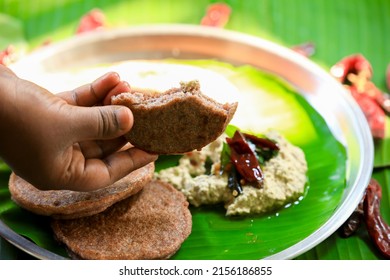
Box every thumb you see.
[69,105,133,141]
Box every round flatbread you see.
[8,163,154,219]
[111,80,237,154]
[51,180,192,260]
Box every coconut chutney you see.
[156,130,308,216]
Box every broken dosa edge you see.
[111,80,238,154]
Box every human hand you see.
[0,66,157,191]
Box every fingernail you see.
[115,106,133,132]
[122,81,131,92]
[99,72,119,83]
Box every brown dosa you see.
[51,180,192,260]
[111,80,237,154]
[8,163,154,219]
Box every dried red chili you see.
[339,194,365,237]
[331,54,387,138]
[76,9,106,34]
[291,42,315,57]
[364,82,390,115]
[200,3,231,28]
[349,86,386,139]
[226,130,264,188]
[243,133,280,151]
[0,45,14,66]
[363,179,390,259]
[330,54,372,84]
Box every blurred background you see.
[0,0,389,260]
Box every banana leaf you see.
[0,13,26,50]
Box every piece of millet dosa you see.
[51,180,192,260]
[111,80,238,154]
[8,163,154,219]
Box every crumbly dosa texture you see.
[8,163,154,219]
[51,180,192,260]
[111,80,238,154]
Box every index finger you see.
[57,72,123,106]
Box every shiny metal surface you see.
[4,24,374,259]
